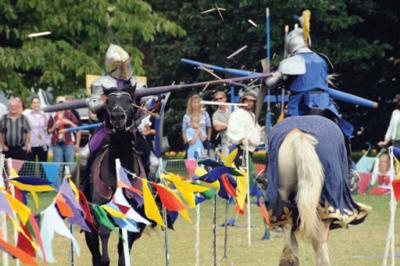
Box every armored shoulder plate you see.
[316,52,334,73]
[278,55,306,75]
[91,75,118,95]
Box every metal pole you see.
[115,159,131,266]
[245,143,252,246]
[212,195,217,266]
[160,158,170,266]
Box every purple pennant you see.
[0,192,14,218]
[196,166,233,183]
[64,195,90,232]
[59,179,82,212]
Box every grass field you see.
[4,193,400,265]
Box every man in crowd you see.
[0,98,31,160]
[227,89,264,165]
[212,90,231,156]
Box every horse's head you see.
[104,89,135,132]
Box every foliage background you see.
[1,0,399,150]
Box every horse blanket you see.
[265,115,370,229]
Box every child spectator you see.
[185,116,206,159]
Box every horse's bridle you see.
[106,91,135,132]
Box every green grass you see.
[5,194,400,265]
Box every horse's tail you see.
[293,131,324,240]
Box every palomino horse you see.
[80,88,152,266]
[265,115,370,266]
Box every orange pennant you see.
[0,232,39,266]
[55,194,74,218]
[153,183,187,212]
[258,197,271,228]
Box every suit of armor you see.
[265,28,353,138]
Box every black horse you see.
[80,88,151,266]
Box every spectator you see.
[24,96,51,162]
[212,91,231,156]
[65,95,82,151]
[369,153,393,195]
[14,95,25,114]
[182,94,212,154]
[48,96,79,163]
[185,116,206,159]
[0,98,31,160]
[227,89,264,165]
[378,94,400,147]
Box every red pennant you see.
[235,204,245,215]
[258,197,272,228]
[154,183,187,211]
[78,191,95,228]
[12,159,25,173]
[28,214,47,265]
[16,222,35,257]
[114,201,130,214]
[0,233,39,266]
[392,179,400,202]
[221,174,237,197]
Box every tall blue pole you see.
[265,8,272,137]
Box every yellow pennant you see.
[194,166,207,177]
[235,169,248,211]
[220,148,238,167]
[101,205,126,219]
[180,209,192,224]
[161,173,210,208]
[68,178,80,201]
[142,179,164,227]
[4,191,31,225]
[9,180,54,209]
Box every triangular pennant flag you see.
[235,169,248,212]
[142,179,164,227]
[0,191,14,217]
[16,222,36,257]
[40,204,80,263]
[392,179,400,202]
[184,159,197,179]
[248,155,256,187]
[56,194,74,218]
[29,214,47,264]
[41,162,61,186]
[12,159,25,173]
[153,183,187,212]
[258,197,271,228]
[101,204,126,219]
[0,232,39,266]
[194,166,208,177]
[113,188,150,225]
[92,204,116,231]
[162,173,210,208]
[221,174,237,198]
[4,191,31,224]
[78,191,95,229]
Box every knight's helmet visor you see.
[104,44,133,80]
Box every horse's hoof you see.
[279,256,299,266]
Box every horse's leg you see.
[311,220,331,266]
[117,229,145,266]
[279,223,299,266]
[99,225,111,266]
[278,131,300,266]
[85,232,101,266]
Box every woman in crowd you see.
[47,96,79,163]
[181,94,212,156]
[24,96,51,162]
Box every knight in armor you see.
[79,44,153,191]
[264,11,358,189]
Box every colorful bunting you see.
[392,179,400,202]
[235,169,248,213]
[11,159,25,173]
[4,190,31,224]
[113,187,150,225]
[0,232,39,266]
[40,204,80,263]
[41,162,61,186]
[184,159,198,179]
[142,179,164,227]
[92,204,116,231]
